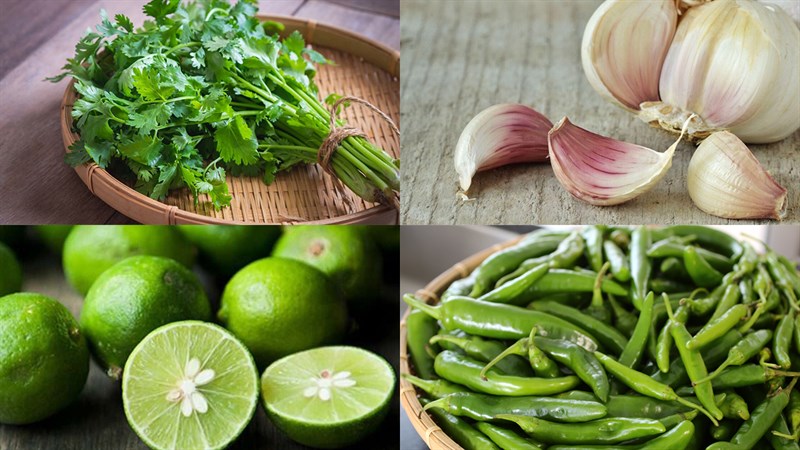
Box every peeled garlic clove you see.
[454,104,552,193]
[688,131,787,220]
[581,0,677,112]
[648,0,800,144]
[548,117,678,206]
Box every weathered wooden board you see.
[399,0,799,225]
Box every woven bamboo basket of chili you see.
[400,236,524,450]
[60,15,399,225]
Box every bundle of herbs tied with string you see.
[48,0,399,209]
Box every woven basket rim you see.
[60,15,399,225]
[399,235,524,450]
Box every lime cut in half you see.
[122,321,259,450]
[261,346,396,449]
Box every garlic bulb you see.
[547,117,680,206]
[581,0,676,112]
[583,0,800,144]
[688,131,787,219]
[454,104,552,193]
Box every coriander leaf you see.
[209,182,232,209]
[282,31,305,56]
[81,114,115,144]
[304,48,330,65]
[84,140,114,168]
[196,180,213,193]
[115,14,134,32]
[127,102,173,135]
[118,134,163,166]
[151,164,177,199]
[204,36,230,53]
[65,141,91,167]
[143,0,180,21]
[214,115,258,165]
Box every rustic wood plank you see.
[0,229,399,449]
[399,0,800,225]
[0,0,396,225]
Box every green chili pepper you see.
[534,336,610,402]
[794,314,800,355]
[707,379,798,450]
[684,246,724,288]
[659,410,699,429]
[603,240,631,282]
[443,274,477,302]
[423,392,607,423]
[581,226,605,272]
[660,256,690,281]
[609,228,631,249]
[595,351,718,424]
[469,230,570,297]
[619,291,654,369]
[650,278,694,294]
[777,254,800,297]
[429,334,533,377]
[480,327,560,379]
[406,308,440,380]
[710,420,737,441]
[478,263,549,305]
[662,225,743,261]
[648,238,734,273]
[520,269,628,300]
[685,285,723,316]
[696,329,773,384]
[740,278,755,304]
[546,419,695,450]
[766,252,800,312]
[717,391,750,420]
[604,394,695,418]
[775,314,795,370]
[528,301,628,355]
[494,231,585,289]
[631,226,652,311]
[769,414,800,450]
[665,296,724,421]
[496,415,666,445]
[434,351,580,396]
[609,294,638,337]
[585,261,612,323]
[474,422,544,450]
[709,283,742,323]
[656,305,689,373]
[773,390,800,441]
[402,373,467,399]
[421,397,501,450]
[403,295,600,351]
[755,263,774,301]
[652,329,742,388]
[707,365,800,390]
[688,304,749,350]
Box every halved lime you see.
[261,346,395,449]
[122,321,259,450]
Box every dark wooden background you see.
[0,0,399,225]
[0,228,400,449]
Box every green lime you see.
[123,321,259,450]
[272,226,381,311]
[218,257,348,367]
[81,255,211,379]
[34,225,74,254]
[178,225,281,277]
[63,225,197,295]
[261,346,395,448]
[0,292,90,424]
[0,242,22,297]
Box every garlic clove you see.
[547,117,679,206]
[454,104,552,193]
[649,0,800,144]
[581,0,677,112]
[687,131,787,220]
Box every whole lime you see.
[80,255,211,379]
[63,225,197,295]
[218,257,348,367]
[0,242,22,297]
[0,292,90,424]
[272,226,381,311]
[178,225,281,277]
[34,225,74,254]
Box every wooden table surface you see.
[399,0,800,225]
[0,231,400,450]
[0,0,399,225]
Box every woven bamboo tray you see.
[60,15,399,224]
[400,236,524,450]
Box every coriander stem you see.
[164,42,200,56]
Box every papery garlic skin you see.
[581,0,677,112]
[454,104,552,193]
[651,0,800,144]
[688,131,787,220]
[547,117,678,206]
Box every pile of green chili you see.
[403,225,800,450]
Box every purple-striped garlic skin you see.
[455,104,552,193]
[547,117,676,206]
